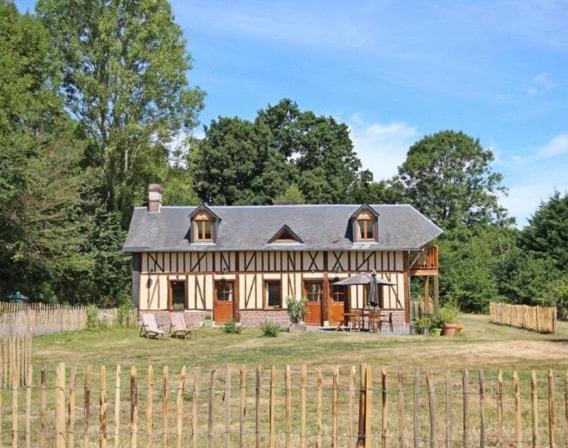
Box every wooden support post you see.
[364,365,373,448]
[100,365,108,448]
[532,371,539,448]
[381,369,388,448]
[255,367,261,448]
[549,370,556,448]
[162,367,169,448]
[224,366,231,448]
[462,370,469,448]
[300,365,307,448]
[191,372,198,448]
[83,366,92,448]
[426,369,436,448]
[397,372,405,448]
[146,366,153,448]
[55,362,66,448]
[239,367,246,448]
[24,365,32,448]
[130,367,138,448]
[285,365,292,448]
[479,370,486,448]
[433,275,439,313]
[332,367,339,448]
[269,366,276,448]
[208,369,216,448]
[513,371,522,448]
[413,369,420,448]
[176,366,186,448]
[497,369,503,448]
[424,277,431,314]
[316,369,322,448]
[357,364,367,448]
[446,371,452,448]
[114,366,121,448]
[67,367,77,448]
[40,366,47,448]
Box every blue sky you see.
[16,0,568,225]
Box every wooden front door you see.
[304,280,323,326]
[329,283,349,326]
[214,280,234,324]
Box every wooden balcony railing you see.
[410,245,438,274]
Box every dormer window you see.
[189,204,220,244]
[357,219,375,241]
[194,218,212,241]
[268,225,303,245]
[351,205,379,243]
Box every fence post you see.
[146,366,153,448]
[191,371,198,448]
[479,370,486,448]
[24,365,32,448]
[532,371,538,448]
[445,371,452,448]
[497,369,503,447]
[365,365,373,448]
[40,367,47,448]
[162,367,169,448]
[426,369,436,448]
[56,362,66,448]
[414,369,420,448]
[239,367,246,448]
[208,368,216,448]
[255,367,261,448]
[67,367,77,448]
[100,365,108,448]
[300,365,307,448]
[397,371,405,448]
[332,367,339,448]
[11,353,18,448]
[285,365,292,448]
[224,366,231,448]
[270,366,276,448]
[549,370,556,448]
[114,366,121,448]
[381,368,388,448]
[83,366,92,448]
[130,367,138,448]
[513,371,522,447]
[463,370,469,448]
[357,364,367,448]
[176,366,186,448]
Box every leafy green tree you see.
[0,1,90,300]
[257,99,365,203]
[274,184,305,205]
[192,117,288,205]
[520,191,568,270]
[397,131,509,230]
[439,225,516,312]
[36,0,204,221]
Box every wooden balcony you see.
[409,245,439,276]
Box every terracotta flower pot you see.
[442,323,459,336]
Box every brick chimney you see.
[148,184,163,213]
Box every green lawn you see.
[32,313,568,373]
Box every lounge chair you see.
[169,312,192,339]
[139,313,165,339]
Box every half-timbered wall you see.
[137,250,406,311]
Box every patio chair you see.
[378,312,394,332]
[139,313,165,339]
[169,312,192,339]
[368,310,381,333]
[350,310,364,332]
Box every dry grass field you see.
[32,313,568,373]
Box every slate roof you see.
[123,204,443,253]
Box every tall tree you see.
[0,1,90,300]
[396,131,509,230]
[192,117,288,204]
[519,191,568,270]
[36,0,204,222]
[256,99,365,203]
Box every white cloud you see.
[536,133,568,158]
[348,116,420,181]
[527,72,557,95]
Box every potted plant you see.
[412,315,431,335]
[202,313,213,328]
[439,300,461,336]
[286,297,307,332]
[429,313,444,336]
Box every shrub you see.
[223,319,241,334]
[86,304,100,331]
[412,315,431,334]
[260,321,281,337]
[117,301,134,327]
[439,299,460,324]
[286,297,306,324]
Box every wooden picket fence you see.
[1,363,568,447]
[0,333,32,388]
[490,302,557,334]
[0,303,135,337]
